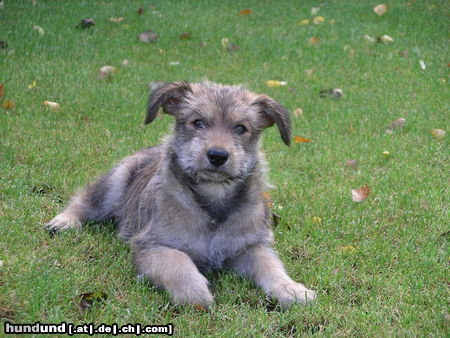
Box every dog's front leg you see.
[228,246,316,307]
[133,246,213,308]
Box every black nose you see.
[207,148,229,166]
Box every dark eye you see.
[234,125,247,135]
[192,119,206,129]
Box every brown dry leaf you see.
[262,191,273,208]
[193,304,207,311]
[238,9,252,16]
[0,83,3,98]
[309,37,319,45]
[179,32,192,40]
[294,136,311,143]
[430,129,445,140]
[373,4,388,16]
[109,17,124,23]
[351,184,370,202]
[3,100,13,109]
[385,118,405,133]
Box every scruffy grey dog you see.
[46,81,316,308]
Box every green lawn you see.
[1,0,448,336]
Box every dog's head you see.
[145,81,290,184]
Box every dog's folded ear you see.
[145,81,192,124]
[252,95,291,146]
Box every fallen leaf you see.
[76,18,95,29]
[345,159,358,169]
[364,34,375,43]
[28,81,37,89]
[238,9,252,16]
[351,184,370,202]
[193,303,207,311]
[311,7,320,15]
[319,88,343,98]
[0,83,3,98]
[293,108,303,117]
[294,136,311,143]
[3,100,13,109]
[137,6,144,15]
[373,4,388,16]
[309,37,319,45]
[298,19,310,25]
[430,129,445,140]
[312,16,324,24]
[109,17,124,23]
[78,292,108,312]
[98,65,116,80]
[179,32,192,40]
[385,117,406,133]
[340,245,356,253]
[377,34,394,44]
[419,60,426,70]
[137,29,158,43]
[43,101,60,110]
[266,80,287,87]
[221,38,229,48]
[262,191,273,208]
[33,25,45,35]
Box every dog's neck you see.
[168,151,257,225]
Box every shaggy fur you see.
[46,81,316,308]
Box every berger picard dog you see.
[46,81,316,308]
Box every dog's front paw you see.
[45,212,82,234]
[272,282,316,307]
[169,274,214,309]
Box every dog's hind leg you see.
[46,152,145,234]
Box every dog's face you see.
[145,81,290,184]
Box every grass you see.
[0,0,448,336]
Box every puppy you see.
[46,81,316,308]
